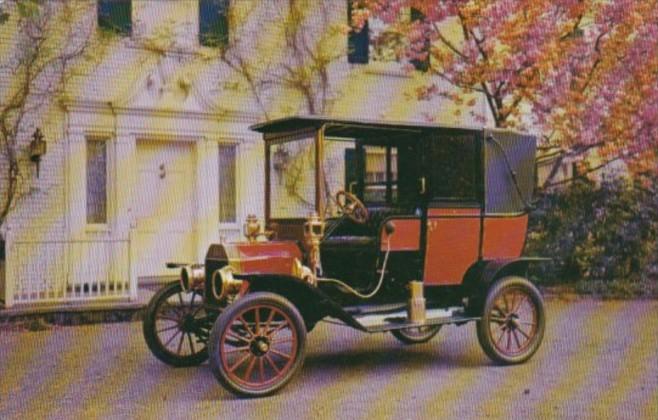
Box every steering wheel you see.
[335,190,369,224]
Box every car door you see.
[422,130,484,286]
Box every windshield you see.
[269,136,316,219]
[267,132,415,219]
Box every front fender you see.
[242,275,363,332]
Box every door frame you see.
[130,135,204,284]
[420,129,486,285]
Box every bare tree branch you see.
[0,0,96,237]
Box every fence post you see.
[4,229,14,308]
[128,231,138,301]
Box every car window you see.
[363,145,397,204]
[427,134,478,202]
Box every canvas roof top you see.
[249,115,488,138]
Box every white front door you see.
[133,140,197,281]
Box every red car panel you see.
[423,208,481,285]
[224,241,303,275]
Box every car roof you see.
[250,116,535,147]
[249,115,485,136]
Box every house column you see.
[114,132,136,299]
[67,129,87,241]
[195,137,217,260]
[115,133,136,240]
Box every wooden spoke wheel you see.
[391,325,442,345]
[476,276,545,365]
[143,281,212,367]
[209,292,306,397]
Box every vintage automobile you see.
[142,116,546,397]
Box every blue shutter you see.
[347,1,369,64]
[199,0,229,47]
[97,0,132,36]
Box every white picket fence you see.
[5,239,133,307]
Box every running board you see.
[346,307,480,333]
[343,302,407,316]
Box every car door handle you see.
[348,181,357,194]
[419,177,426,194]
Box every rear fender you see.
[241,275,363,332]
[462,258,549,314]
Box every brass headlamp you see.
[180,264,205,291]
[211,265,244,301]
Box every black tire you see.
[143,281,211,367]
[476,276,546,365]
[208,292,307,397]
[391,325,442,345]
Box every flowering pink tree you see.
[357,0,658,183]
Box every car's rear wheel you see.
[476,276,545,364]
[391,325,442,344]
[208,292,307,397]
[143,281,212,367]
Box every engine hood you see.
[205,241,303,276]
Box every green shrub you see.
[526,176,658,295]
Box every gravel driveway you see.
[1,299,657,420]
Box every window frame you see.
[199,0,230,48]
[218,142,238,226]
[85,137,110,227]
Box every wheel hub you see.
[503,314,519,330]
[250,336,271,356]
[180,314,196,332]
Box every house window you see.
[97,0,132,36]
[199,0,229,48]
[347,1,369,64]
[218,144,236,223]
[86,139,108,224]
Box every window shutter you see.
[199,0,229,48]
[97,0,132,36]
[347,1,369,64]
[410,8,429,72]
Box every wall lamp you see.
[29,128,46,178]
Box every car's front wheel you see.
[208,292,307,397]
[142,281,212,367]
[476,276,545,364]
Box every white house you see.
[0,0,489,309]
